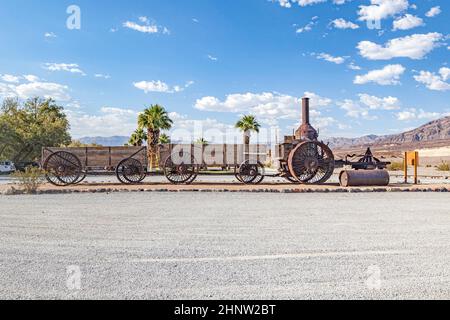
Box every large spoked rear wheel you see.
[237,160,265,185]
[43,151,82,186]
[288,141,335,184]
[163,153,199,184]
[116,158,146,184]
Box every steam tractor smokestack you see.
[302,97,310,125]
[295,97,318,141]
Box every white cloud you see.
[440,67,450,82]
[295,17,318,33]
[0,81,70,101]
[94,74,111,79]
[43,63,86,75]
[276,0,326,8]
[392,14,424,31]
[123,21,158,33]
[333,0,351,4]
[354,64,405,85]
[358,93,400,110]
[338,99,377,120]
[123,17,170,35]
[207,55,218,61]
[304,91,332,108]
[358,0,409,21]
[396,108,443,121]
[331,18,359,29]
[15,82,71,101]
[44,32,57,38]
[0,76,70,101]
[414,68,450,91]
[348,62,362,70]
[23,75,39,82]
[338,93,400,120]
[0,83,17,98]
[1,74,20,83]
[194,91,331,125]
[425,6,441,18]
[357,33,443,60]
[66,107,138,138]
[133,80,194,94]
[315,52,346,64]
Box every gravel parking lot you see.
[0,192,449,299]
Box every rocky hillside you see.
[327,116,450,149]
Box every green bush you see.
[436,162,450,172]
[12,167,46,194]
[387,161,404,171]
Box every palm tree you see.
[195,137,208,145]
[138,105,173,170]
[128,128,147,147]
[159,133,171,144]
[235,115,261,146]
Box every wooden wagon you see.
[41,147,147,186]
[159,144,269,184]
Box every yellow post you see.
[405,151,419,184]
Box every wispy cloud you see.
[123,16,170,35]
[133,80,194,93]
[43,63,86,76]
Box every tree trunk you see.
[147,129,161,170]
[244,131,250,161]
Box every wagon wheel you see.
[288,141,335,184]
[237,160,265,184]
[284,175,300,184]
[116,158,146,184]
[43,151,82,186]
[73,172,87,185]
[163,153,199,184]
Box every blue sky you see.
[0,0,449,141]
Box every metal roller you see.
[339,170,390,187]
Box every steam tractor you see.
[274,97,390,186]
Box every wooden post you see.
[414,151,419,185]
[404,152,408,184]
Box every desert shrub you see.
[12,167,46,194]
[436,162,450,172]
[387,161,404,171]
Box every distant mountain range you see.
[326,116,450,149]
[78,116,450,149]
[79,136,129,146]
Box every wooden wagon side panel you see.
[203,144,225,166]
[158,144,269,166]
[42,146,147,169]
[248,144,268,164]
[159,144,172,166]
[85,147,110,167]
[110,147,147,167]
[42,148,88,167]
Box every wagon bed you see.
[42,146,147,186]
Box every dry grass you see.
[12,167,46,194]
[436,162,450,172]
[387,161,404,171]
